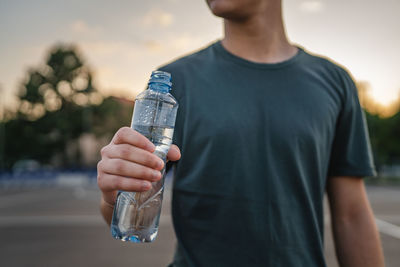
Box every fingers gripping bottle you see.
[111,71,178,242]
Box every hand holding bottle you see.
[99,71,179,242]
[97,126,181,208]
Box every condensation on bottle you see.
[111,71,178,243]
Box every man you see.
[97,0,384,266]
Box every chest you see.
[179,74,341,152]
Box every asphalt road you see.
[0,182,399,267]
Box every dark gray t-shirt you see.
[160,41,375,267]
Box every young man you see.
[97,0,384,266]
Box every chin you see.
[206,0,263,20]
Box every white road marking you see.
[375,218,400,239]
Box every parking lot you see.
[0,180,399,267]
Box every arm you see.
[97,127,181,226]
[326,176,384,267]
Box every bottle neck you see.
[148,82,170,93]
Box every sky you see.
[1,0,399,110]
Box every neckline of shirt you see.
[213,40,305,70]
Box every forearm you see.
[331,202,384,266]
[100,196,114,226]
[327,177,384,266]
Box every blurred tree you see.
[2,44,134,169]
[359,81,400,172]
[17,45,98,120]
[0,84,4,170]
[366,111,400,170]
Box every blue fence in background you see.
[0,169,98,188]
[0,167,175,188]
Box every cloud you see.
[168,34,205,51]
[76,41,144,92]
[69,20,102,35]
[75,32,209,97]
[143,33,210,54]
[79,41,141,60]
[299,1,324,13]
[144,40,163,52]
[142,8,174,28]
[70,20,89,33]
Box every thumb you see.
[167,144,181,162]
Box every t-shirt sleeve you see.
[327,69,377,178]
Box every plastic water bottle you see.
[111,71,178,243]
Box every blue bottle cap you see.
[148,71,172,92]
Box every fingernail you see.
[142,181,151,190]
[153,170,161,180]
[147,143,156,151]
[157,160,164,169]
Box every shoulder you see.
[302,48,353,80]
[300,47,358,97]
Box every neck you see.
[221,2,297,63]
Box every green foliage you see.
[2,44,132,170]
[21,71,46,103]
[365,110,400,170]
[91,97,132,137]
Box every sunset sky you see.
[1,0,399,109]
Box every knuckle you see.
[114,160,124,173]
[114,131,122,142]
[97,178,108,192]
[96,173,103,187]
[120,126,131,135]
[111,177,122,191]
[97,160,104,171]
[120,146,131,159]
[114,127,129,143]
[100,146,108,157]
[96,171,107,191]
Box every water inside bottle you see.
[110,125,174,242]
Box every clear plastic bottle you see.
[111,71,178,243]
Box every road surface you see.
[0,181,399,267]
